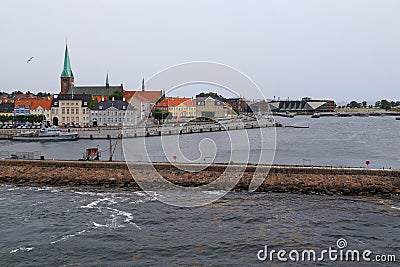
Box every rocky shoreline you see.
[0,160,399,196]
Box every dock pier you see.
[0,119,276,140]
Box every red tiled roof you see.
[0,98,14,103]
[30,99,52,110]
[14,99,32,107]
[156,97,194,107]
[124,90,163,103]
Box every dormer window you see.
[123,106,126,110]
[99,106,103,110]
[83,102,88,106]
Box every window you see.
[62,108,65,114]
[66,108,69,114]
[76,117,79,122]
[76,108,79,114]
[71,109,74,114]
[83,102,88,106]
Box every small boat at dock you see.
[311,113,320,118]
[283,124,309,128]
[13,121,78,141]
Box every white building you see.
[90,99,136,127]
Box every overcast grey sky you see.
[1,0,399,103]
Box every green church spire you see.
[60,44,73,78]
[106,72,109,87]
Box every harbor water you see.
[1,116,399,266]
[1,116,399,169]
[1,186,399,266]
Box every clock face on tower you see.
[63,82,67,86]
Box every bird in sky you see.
[26,57,34,63]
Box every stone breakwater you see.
[0,160,399,196]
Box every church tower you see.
[60,44,74,94]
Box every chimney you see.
[101,96,105,102]
[123,97,126,101]
[112,97,115,102]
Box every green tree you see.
[361,101,367,108]
[348,101,360,108]
[108,90,124,100]
[14,115,26,123]
[380,99,391,110]
[152,108,171,123]
[37,92,51,98]
[0,115,12,123]
[89,98,99,109]
[11,90,23,95]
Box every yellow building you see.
[156,97,196,120]
[51,94,91,127]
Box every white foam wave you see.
[80,197,117,209]
[390,206,400,211]
[133,191,148,197]
[10,246,34,254]
[51,229,88,244]
[105,207,141,229]
[129,196,157,205]
[72,190,107,196]
[202,190,227,196]
[92,218,123,229]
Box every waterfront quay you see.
[0,119,276,139]
[1,160,399,196]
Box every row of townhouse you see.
[0,95,137,127]
[13,99,53,121]
[156,96,238,121]
[50,94,137,127]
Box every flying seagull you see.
[26,57,34,63]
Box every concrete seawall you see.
[0,160,399,196]
[0,120,275,140]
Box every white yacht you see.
[13,121,78,141]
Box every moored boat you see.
[311,113,320,118]
[13,121,78,141]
